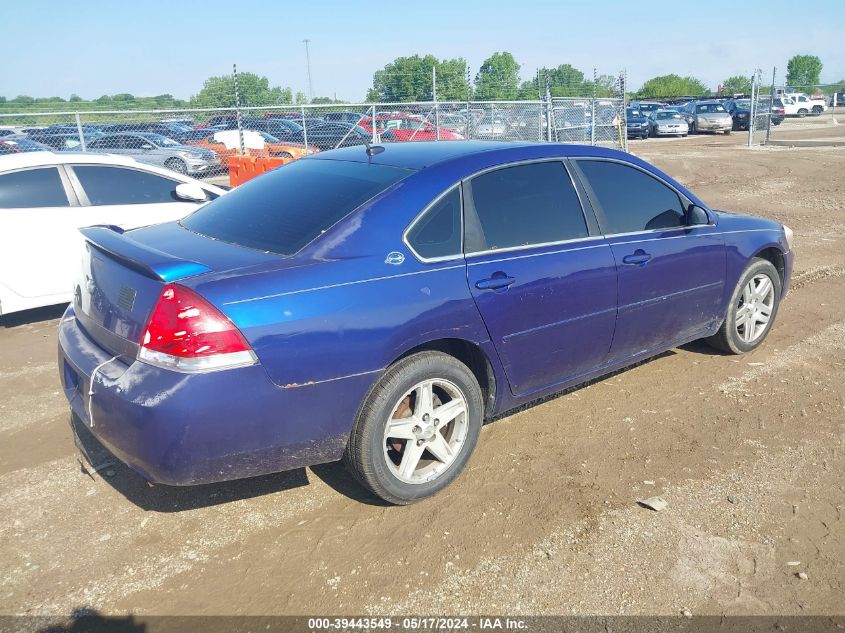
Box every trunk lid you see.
[74,222,279,359]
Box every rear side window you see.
[465,161,587,252]
[406,187,461,260]
[0,167,69,208]
[577,160,685,233]
[73,166,180,205]
[182,159,412,255]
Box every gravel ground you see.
[1,126,843,619]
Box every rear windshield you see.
[181,158,413,256]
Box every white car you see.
[0,152,226,315]
[782,94,826,117]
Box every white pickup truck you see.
[781,94,827,117]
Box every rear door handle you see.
[475,276,515,290]
[622,251,652,266]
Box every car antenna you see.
[364,139,384,159]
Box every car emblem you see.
[385,251,405,266]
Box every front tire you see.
[164,157,188,174]
[344,351,483,505]
[797,108,808,118]
[705,258,782,354]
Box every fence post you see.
[233,64,245,156]
[545,91,553,142]
[371,104,377,143]
[590,68,597,146]
[74,112,87,152]
[433,66,440,141]
[765,66,776,145]
[301,105,308,152]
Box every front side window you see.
[182,158,413,256]
[577,160,686,234]
[0,167,69,208]
[73,166,181,205]
[466,161,588,252]
[406,187,461,260]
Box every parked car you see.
[771,100,786,126]
[183,130,316,162]
[358,116,462,141]
[648,110,689,137]
[0,129,15,137]
[625,108,650,140]
[99,122,191,138]
[830,92,845,107]
[43,124,105,137]
[633,101,662,118]
[723,98,752,131]
[86,132,219,175]
[241,118,307,143]
[26,132,86,151]
[301,122,395,150]
[0,152,225,315]
[781,95,826,117]
[57,141,793,504]
[682,100,733,134]
[323,111,368,124]
[0,138,52,154]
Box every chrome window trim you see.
[464,234,605,260]
[466,240,608,266]
[402,184,464,264]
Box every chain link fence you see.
[0,71,629,179]
[748,69,774,147]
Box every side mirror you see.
[687,204,713,226]
[175,182,208,203]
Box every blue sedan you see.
[58,141,794,504]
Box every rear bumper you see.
[58,306,372,485]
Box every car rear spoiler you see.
[80,225,211,282]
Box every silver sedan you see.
[683,100,733,134]
[649,110,689,137]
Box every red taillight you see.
[139,284,255,372]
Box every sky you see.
[1,0,843,102]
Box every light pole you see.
[303,38,314,102]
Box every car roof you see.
[307,140,629,170]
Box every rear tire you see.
[705,258,782,355]
[343,351,483,505]
[797,108,808,118]
[724,130,731,135]
[164,158,187,174]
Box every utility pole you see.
[303,38,314,102]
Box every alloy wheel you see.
[383,379,469,485]
[735,273,775,344]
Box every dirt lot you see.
[1,126,843,619]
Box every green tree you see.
[369,55,469,102]
[721,75,752,95]
[11,95,35,104]
[544,64,590,97]
[517,79,541,100]
[69,94,82,102]
[474,52,521,100]
[786,54,823,92]
[191,72,291,107]
[638,74,708,98]
[311,96,345,104]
